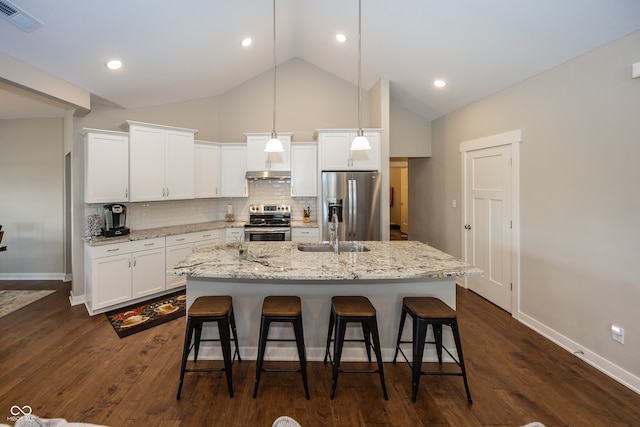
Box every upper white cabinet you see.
[290,142,317,197]
[316,129,381,171]
[83,129,129,203]
[220,143,248,197]
[123,121,198,202]
[245,132,292,171]
[194,141,221,198]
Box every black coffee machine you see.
[102,203,130,237]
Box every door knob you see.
[464,224,471,230]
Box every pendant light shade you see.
[265,0,284,153]
[350,0,371,151]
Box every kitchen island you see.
[170,241,482,362]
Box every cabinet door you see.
[319,132,351,170]
[194,142,221,198]
[84,131,129,203]
[166,130,195,200]
[246,134,291,171]
[92,254,132,310]
[132,247,166,298]
[129,126,166,201]
[165,243,193,289]
[349,130,381,171]
[291,143,317,197]
[220,144,247,197]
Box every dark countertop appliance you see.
[102,203,130,237]
[244,204,291,241]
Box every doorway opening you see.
[390,158,408,240]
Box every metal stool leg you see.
[411,316,428,402]
[324,307,335,363]
[330,315,347,400]
[253,316,271,398]
[176,317,195,400]
[368,317,388,400]
[393,306,408,363]
[451,318,473,404]
[293,316,310,400]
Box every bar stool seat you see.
[324,296,388,400]
[393,296,472,403]
[176,295,241,400]
[253,296,310,399]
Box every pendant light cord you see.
[272,0,277,138]
[357,0,363,136]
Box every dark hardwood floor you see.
[1,280,639,426]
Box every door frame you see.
[460,130,521,319]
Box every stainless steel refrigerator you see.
[321,171,381,241]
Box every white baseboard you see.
[0,273,65,280]
[519,311,640,395]
[68,292,84,306]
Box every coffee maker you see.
[102,203,130,237]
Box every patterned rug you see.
[105,290,186,338]
[0,290,56,319]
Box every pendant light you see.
[264,0,284,153]
[350,0,371,151]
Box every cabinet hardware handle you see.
[133,258,137,266]
[202,234,211,237]
[166,188,169,197]
[176,238,186,241]
[125,188,128,198]
[144,243,155,246]
[107,248,120,252]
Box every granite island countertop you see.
[170,241,483,281]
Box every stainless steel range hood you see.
[245,170,291,180]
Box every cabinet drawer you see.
[88,241,132,259]
[128,237,165,253]
[166,230,220,246]
[292,228,320,242]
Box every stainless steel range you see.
[244,204,291,241]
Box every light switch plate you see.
[633,62,640,79]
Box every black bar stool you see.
[253,296,310,399]
[176,295,241,399]
[393,296,472,403]
[324,296,388,400]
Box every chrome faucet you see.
[330,213,339,254]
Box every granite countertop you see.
[170,241,483,281]
[290,221,318,228]
[83,220,246,246]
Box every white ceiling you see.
[1,0,640,120]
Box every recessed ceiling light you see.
[241,37,252,47]
[336,33,347,43]
[434,79,447,88]
[106,59,122,70]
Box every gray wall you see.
[410,31,640,383]
[0,118,64,277]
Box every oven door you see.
[244,227,291,242]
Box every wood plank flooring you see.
[1,280,639,426]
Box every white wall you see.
[0,118,65,278]
[390,102,432,157]
[410,31,640,388]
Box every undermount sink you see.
[297,242,371,253]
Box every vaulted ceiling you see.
[1,0,640,120]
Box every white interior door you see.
[463,144,513,312]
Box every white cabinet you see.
[83,129,129,203]
[292,227,320,242]
[290,143,317,197]
[245,133,292,171]
[85,237,166,313]
[194,141,221,198]
[131,241,166,299]
[316,129,381,171]
[220,143,248,197]
[165,230,222,289]
[124,121,198,202]
[225,227,245,243]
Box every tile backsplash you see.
[84,179,317,233]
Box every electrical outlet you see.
[611,325,624,344]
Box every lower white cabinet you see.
[165,230,222,289]
[85,237,166,313]
[292,227,320,242]
[225,227,244,243]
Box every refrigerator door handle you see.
[352,179,357,237]
[348,179,353,236]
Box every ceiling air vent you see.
[0,0,42,32]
